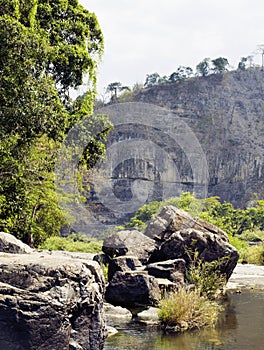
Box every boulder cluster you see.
[0,206,239,348]
[100,206,239,314]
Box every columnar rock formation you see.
[133,70,264,207]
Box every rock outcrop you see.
[0,234,107,350]
[102,229,156,263]
[103,206,239,312]
[146,206,239,279]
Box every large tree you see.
[0,0,109,244]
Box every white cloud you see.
[80,0,264,93]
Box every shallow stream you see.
[103,290,264,350]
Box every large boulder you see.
[145,206,228,242]
[102,230,156,263]
[0,251,107,350]
[105,271,160,315]
[145,206,239,280]
[151,228,238,280]
[0,231,33,254]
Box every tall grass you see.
[158,288,221,332]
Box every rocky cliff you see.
[131,69,264,207]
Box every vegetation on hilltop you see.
[102,53,262,102]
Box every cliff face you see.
[132,69,264,207]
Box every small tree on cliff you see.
[107,82,130,100]
[196,58,211,76]
[212,57,229,74]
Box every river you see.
[104,290,264,350]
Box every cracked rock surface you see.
[0,251,107,350]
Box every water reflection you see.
[104,291,264,350]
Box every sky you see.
[79,0,264,95]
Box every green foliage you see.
[0,0,109,246]
[158,288,221,332]
[126,192,205,229]
[211,57,229,74]
[196,58,211,76]
[238,57,248,70]
[129,201,160,223]
[186,253,226,300]
[169,66,193,82]
[239,229,264,243]
[0,136,66,245]
[239,245,264,265]
[144,72,163,87]
[40,233,103,253]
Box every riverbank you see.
[226,263,264,290]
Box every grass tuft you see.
[158,288,221,332]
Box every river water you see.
[104,290,264,350]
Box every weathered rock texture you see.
[0,231,33,254]
[107,255,143,281]
[105,271,160,315]
[102,229,156,263]
[133,69,264,207]
[0,248,107,350]
[146,206,239,279]
[145,259,185,285]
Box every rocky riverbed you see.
[227,263,264,290]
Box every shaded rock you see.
[0,251,107,350]
[155,278,179,294]
[145,259,185,286]
[105,271,160,315]
[108,255,143,281]
[0,231,33,254]
[93,253,111,266]
[155,227,238,280]
[102,230,156,263]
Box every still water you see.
[104,290,264,350]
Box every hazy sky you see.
[80,0,264,95]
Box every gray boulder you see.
[102,230,156,263]
[145,206,238,280]
[154,228,238,280]
[145,259,185,286]
[0,251,107,350]
[105,271,160,315]
[0,231,33,254]
[108,255,143,281]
